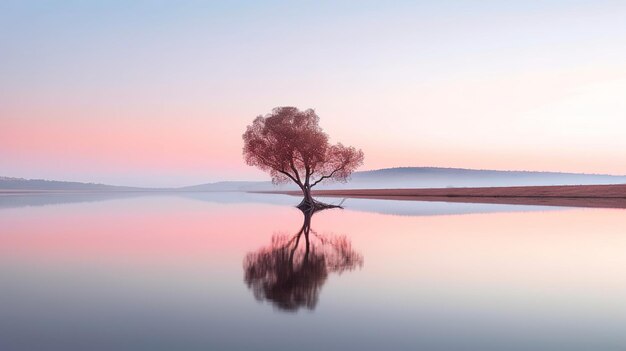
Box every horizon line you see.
[3,165,626,189]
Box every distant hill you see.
[4,167,626,192]
[180,167,626,191]
[0,177,143,191]
[333,167,626,189]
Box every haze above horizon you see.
[2,1,626,187]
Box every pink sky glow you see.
[2,1,626,186]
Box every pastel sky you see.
[2,1,626,187]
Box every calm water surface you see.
[1,193,626,351]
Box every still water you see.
[1,193,626,350]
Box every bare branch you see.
[310,165,345,188]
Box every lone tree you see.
[243,106,364,210]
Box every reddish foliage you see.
[243,107,364,193]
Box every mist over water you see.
[1,193,625,350]
[180,168,626,192]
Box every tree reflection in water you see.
[243,208,363,312]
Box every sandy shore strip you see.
[262,184,626,209]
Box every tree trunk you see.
[297,186,315,211]
[297,186,341,211]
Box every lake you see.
[1,193,626,351]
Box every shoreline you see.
[263,184,626,209]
